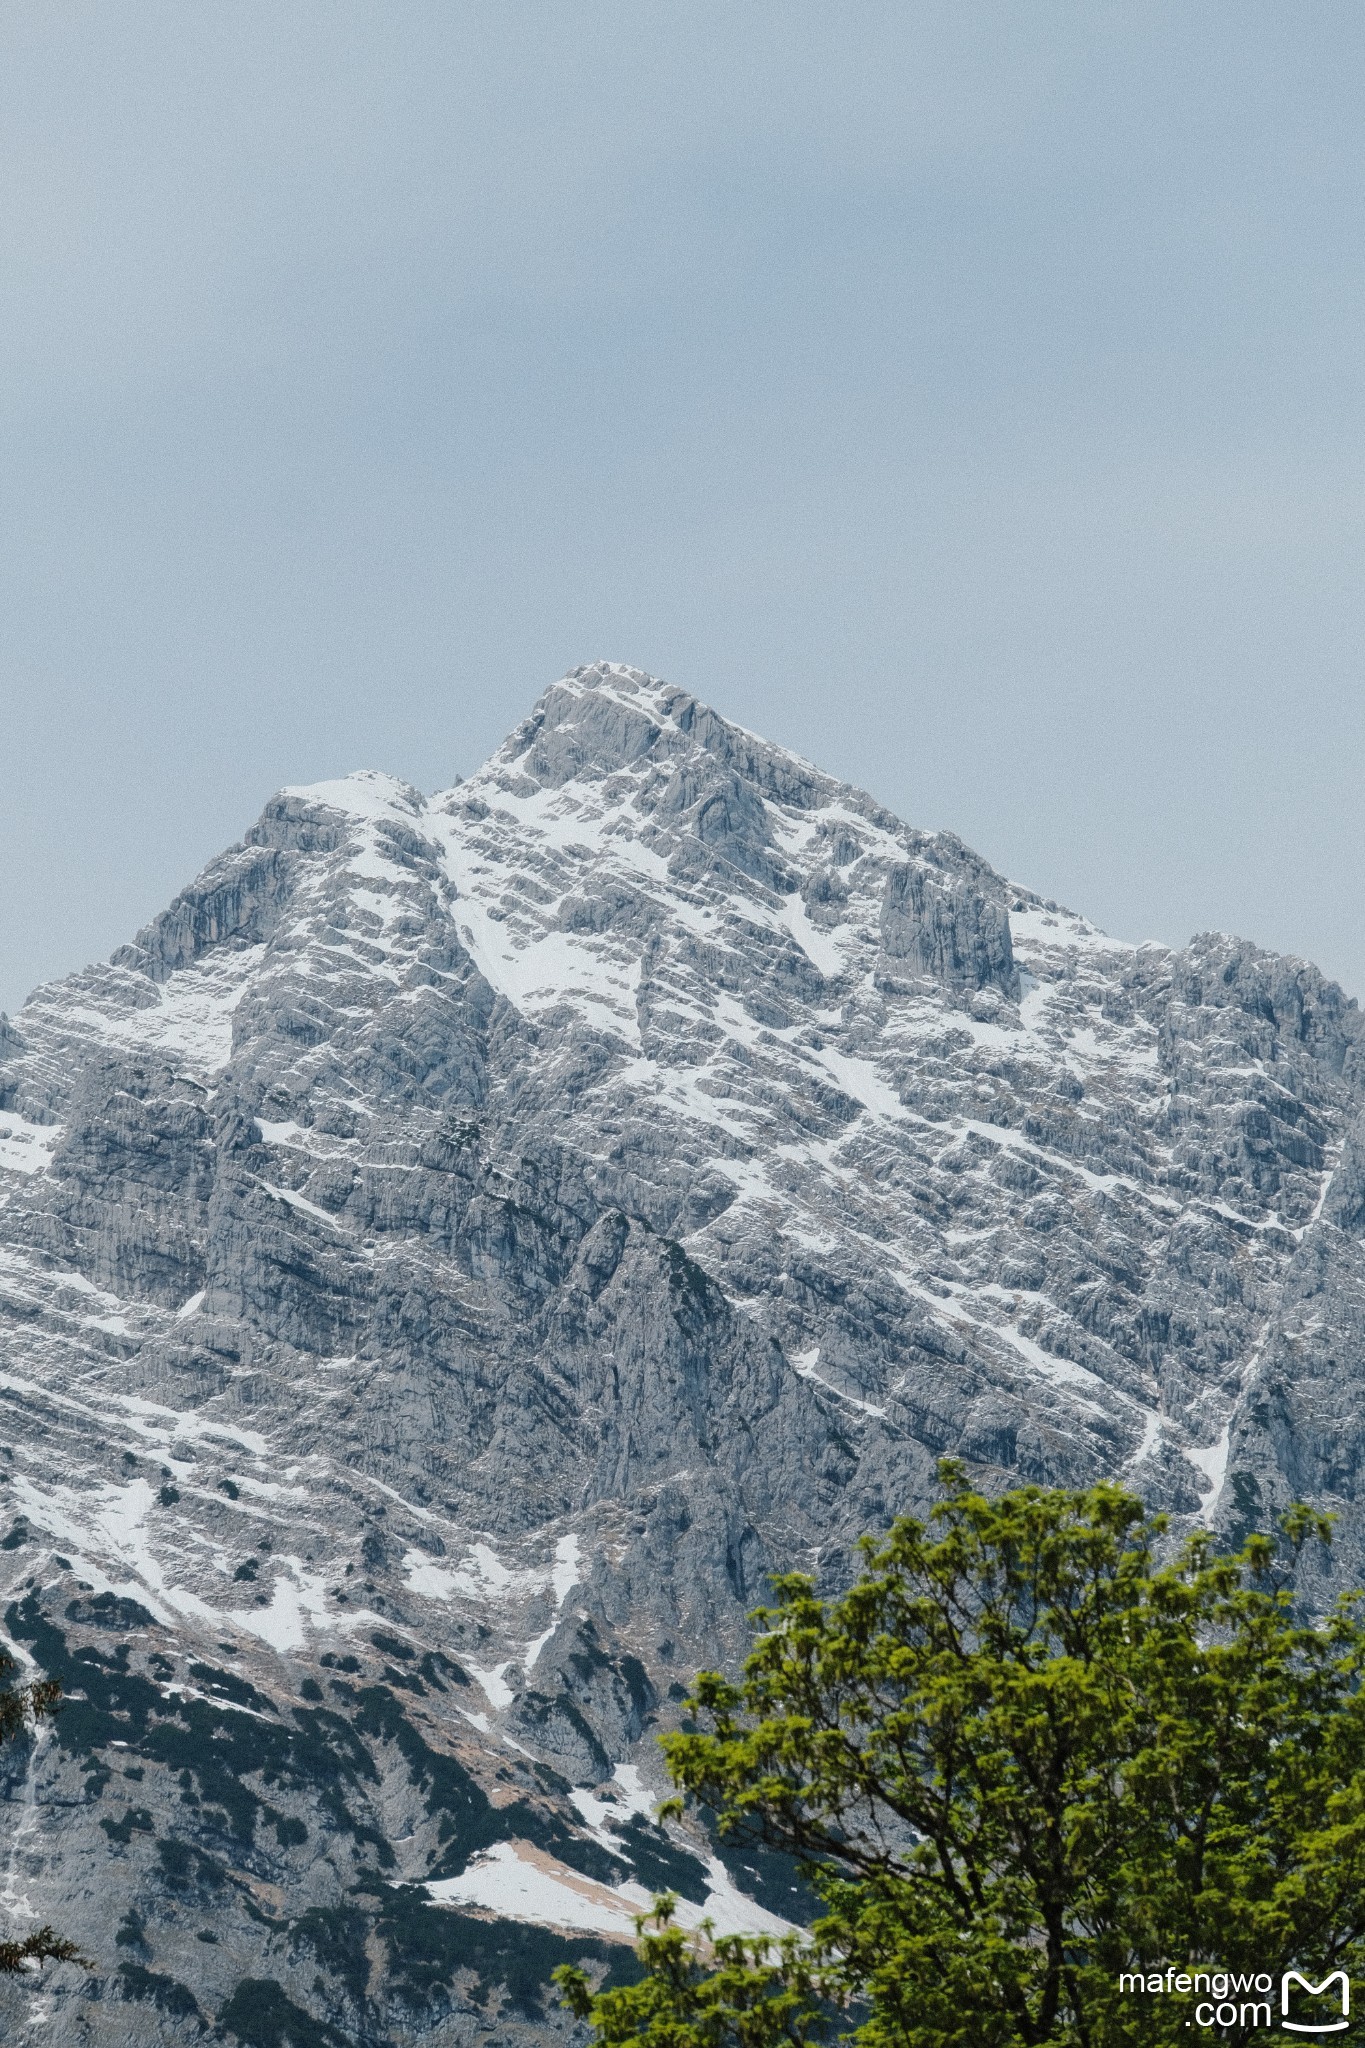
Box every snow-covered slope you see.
[3,663,1365,2042]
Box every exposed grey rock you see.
[878,850,1018,998]
[1,660,1363,2041]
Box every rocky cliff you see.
[2,662,1364,2043]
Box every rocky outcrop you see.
[878,854,1018,998]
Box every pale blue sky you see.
[4,4,1364,1014]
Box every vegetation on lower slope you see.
[0,1645,82,1976]
[0,1586,655,2033]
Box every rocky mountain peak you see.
[3,665,1365,2042]
[494,660,813,801]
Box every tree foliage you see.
[558,1465,1365,2048]
[0,1648,83,1976]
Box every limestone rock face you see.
[878,851,1019,998]
[2,662,1364,2041]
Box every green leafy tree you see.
[558,1464,1365,2048]
[0,1649,83,1975]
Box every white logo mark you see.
[1282,1971,1350,2033]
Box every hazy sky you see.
[4,4,1364,1016]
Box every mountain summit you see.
[3,663,1364,2041]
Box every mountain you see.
[2,661,1364,2042]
